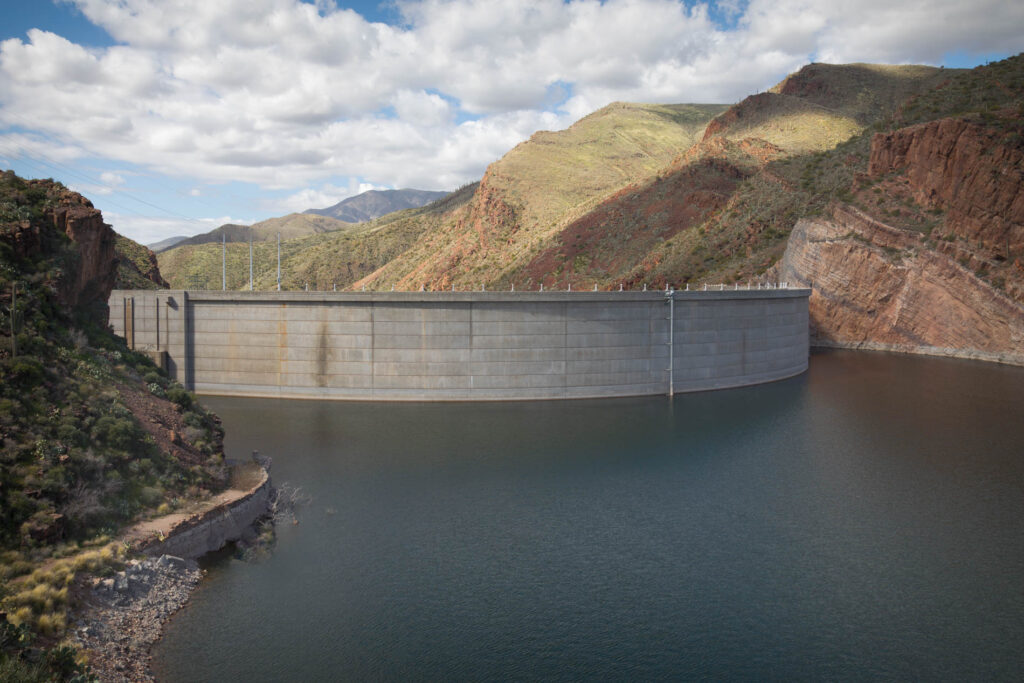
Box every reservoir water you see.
[153,350,1024,681]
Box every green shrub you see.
[139,486,164,507]
[6,357,44,388]
[165,386,193,409]
[90,416,141,451]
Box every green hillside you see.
[114,234,167,289]
[159,212,351,254]
[351,102,729,290]
[157,185,477,290]
[1,171,226,675]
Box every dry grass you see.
[2,542,125,637]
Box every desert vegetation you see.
[1,170,227,678]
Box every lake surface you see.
[153,350,1024,681]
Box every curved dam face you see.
[108,290,809,401]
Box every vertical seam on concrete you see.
[562,299,568,398]
[668,294,674,397]
[370,300,376,398]
[182,291,192,391]
[469,300,474,394]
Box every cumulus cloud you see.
[1,0,1021,215]
[274,180,386,214]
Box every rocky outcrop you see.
[776,205,1024,365]
[868,116,1024,262]
[43,186,118,308]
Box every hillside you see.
[158,185,477,290]
[352,102,729,290]
[305,188,450,222]
[0,171,227,672]
[115,234,169,289]
[161,103,724,291]
[521,62,957,290]
[147,235,188,252]
[157,212,350,252]
[773,56,1024,362]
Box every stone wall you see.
[142,469,271,560]
[109,290,810,400]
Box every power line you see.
[0,143,204,223]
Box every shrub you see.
[6,357,44,388]
[165,386,193,409]
[139,486,164,507]
[90,415,141,451]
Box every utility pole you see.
[222,233,226,291]
[277,232,281,291]
[249,233,254,291]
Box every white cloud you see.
[1,0,1021,240]
[99,171,124,186]
[274,180,387,214]
[104,211,243,246]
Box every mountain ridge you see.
[304,188,450,223]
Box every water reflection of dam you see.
[108,289,809,401]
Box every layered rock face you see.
[8,178,120,308]
[869,117,1024,265]
[775,108,1024,365]
[777,205,1024,365]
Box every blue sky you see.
[0,0,1020,245]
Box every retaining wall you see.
[142,468,272,560]
[108,290,810,400]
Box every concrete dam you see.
[108,289,810,401]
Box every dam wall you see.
[108,289,810,400]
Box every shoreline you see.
[71,460,273,680]
[71,555,203,682]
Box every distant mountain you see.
[304,188,450,223]
[148,235,189,252]
[161,213,350,252]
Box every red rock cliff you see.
[777,205,1024,365]
[43,184,118,308]
[868,117,1024,262]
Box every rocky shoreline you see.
[66,461,282,680]
[71,555,203,682]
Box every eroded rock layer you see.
[777,205,1024,365]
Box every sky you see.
[0,0,1021,245]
